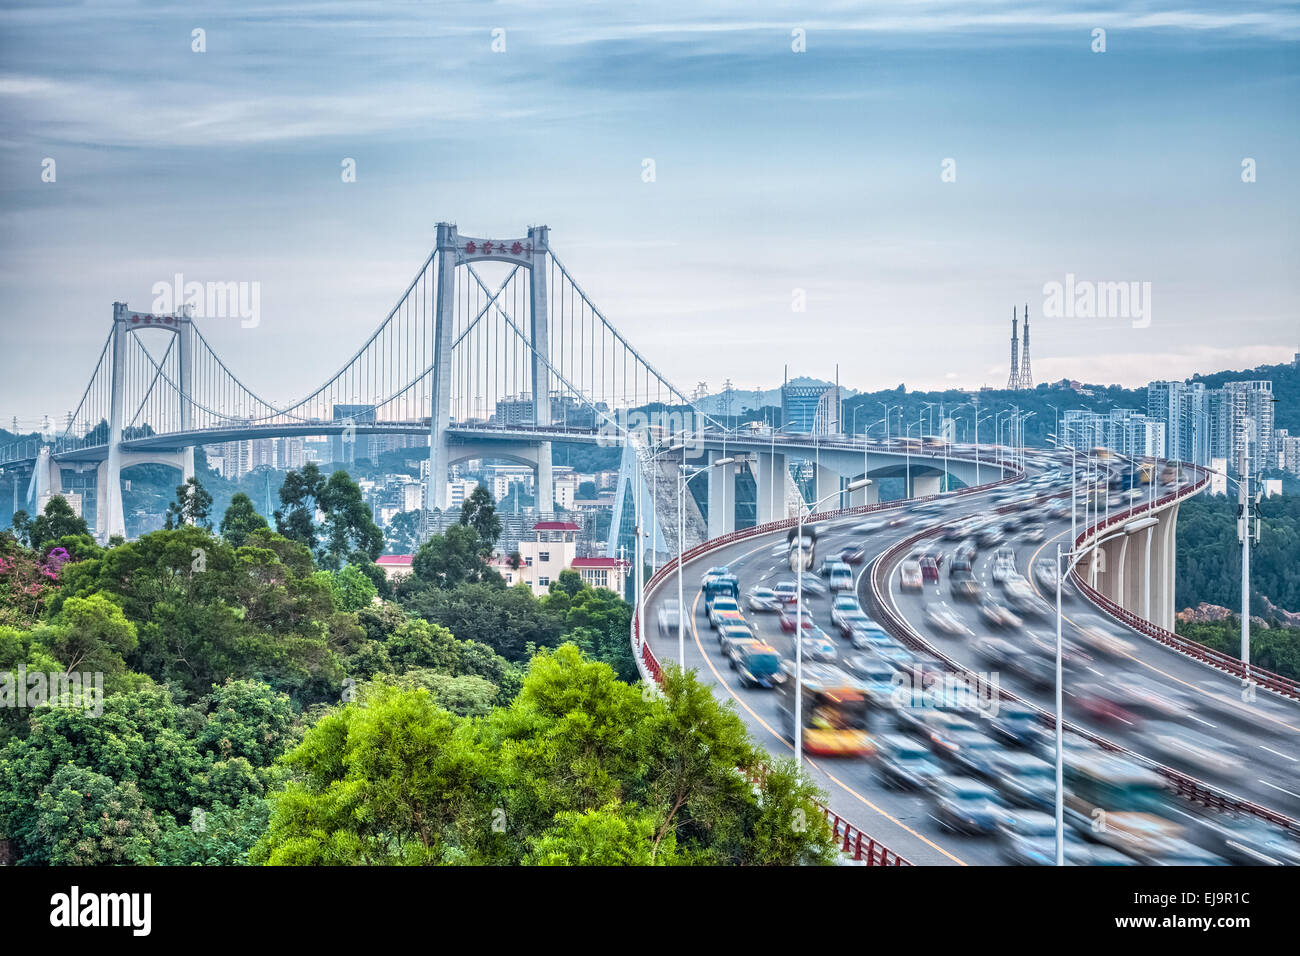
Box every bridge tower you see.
[426,223,554,515]
[94,304,195,541]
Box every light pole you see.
[1209,453,1258,675]
[795,477,871,766]
[905,418,923,498]
[676,454,735,666]
[1054,516,1156,865]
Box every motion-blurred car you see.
[991,548,1017,583]
[849,623,896,650]
[988,704,1048,749]
[1020,524,1046,542]
[971,636,1019,669]
[657,599,682,636]
[938,731,1004,777]
[930,776,1013,835]
[772,581,800,604]
[706,596,744,630]
[746,587,782,613]
[977,597,1023,629]
[987,750,1055,809]
[950,569,980,601]
[919,556,940,583]
[1003,579,1050,619]
[996,812,1093,866]
[778,609,817,634]
[840,545,867,565]
[801,630,838,663]
[1072,613,1135,658]
[717,621,758,654]
[900,560,924,591]
[876,734,945,791]
[1145,722,1244,779]
[923,601,974,637]
[730,641,786,689]
[834,608,875,639]
[1074,683,1141,726]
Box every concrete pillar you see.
[427,223,458,512]
[529,225,551,430]
[536,445,553,515]
[177,316,195,483]
[813,462,841,513]
[100,304,129,542]
[909,474,942,499]
[707,451,737,537]
[1158,503,1180,631]
[755,451,787,524]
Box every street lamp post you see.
[1054,517,1156,865]
[676,454,735,666]
[795,478,871,766]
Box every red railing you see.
[862,474,1300,835]
[1067,470,1300,701]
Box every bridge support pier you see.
[813,463,843,513]
[707,450,737,537]
[908,474,942,499]
[754,451,788,524]
[536,443,553,513]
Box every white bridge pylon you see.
[36,223,714,542]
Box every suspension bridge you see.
[0,222,1008,556]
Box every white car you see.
[1073,613,1135,658]
[746,587,782,612]
[900,560,924,591]
[657,600,682,635]
[923,602,973,637]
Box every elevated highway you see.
[634,451,1300,865]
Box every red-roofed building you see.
[376,554,414,583]
[494,520,628,596]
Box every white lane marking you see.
[1086,667,1105,678]
[1259,745,1296,762]
[1185,714,1217,729]
[1258,780,1300,800]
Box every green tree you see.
[33,592,139,691]
[385,509,422,555]
[25,496,90,552]
[459,485,502,550]
[165,476,214,530]
[411,524,501,589]
[251,684,490,865]
[275,463,326,553]
[34,765,161,866]
[220,492,269,548]
[318,469,384,570]
[316,563,379,612]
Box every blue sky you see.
[2,1,1298,427]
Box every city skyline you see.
[3,1,1299,426]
